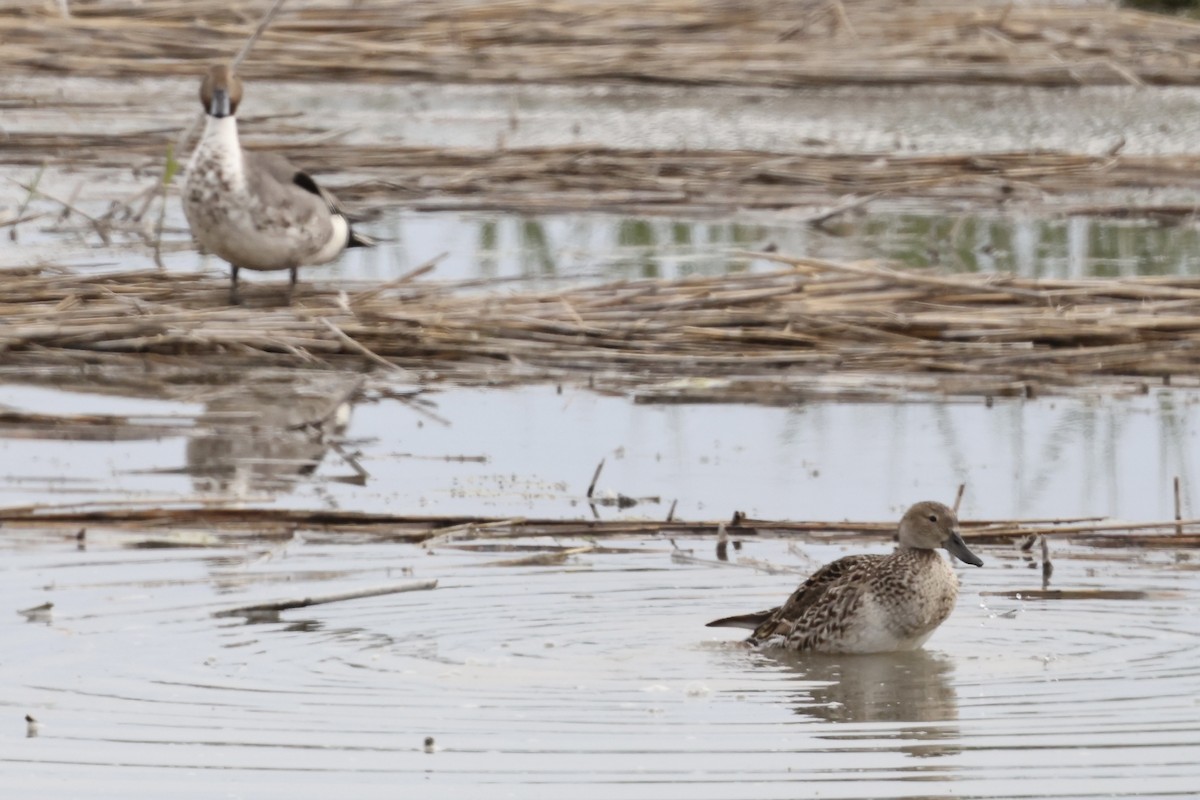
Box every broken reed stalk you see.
[230,0,290,71]
[981,588,1178,601]
[4,504,1200,549]
[1175,475,1183,536]
[213,578,437,617]
[8,162,45,242]
[482,545,594,568]
[587,459,605,499]
[1041,533,1053,589]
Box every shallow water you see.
[10,74,1200,282]
[4,72,1200,797]
[2,526,1197,798]
[10,202,1200,288]
[2,381,1200,523]
[6,78,1200,157]
[340,208,1200,282]
[9,74,1200,286]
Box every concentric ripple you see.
[1,533,1198,798]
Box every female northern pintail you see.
[182,65,372,304]
[707,501,983,654]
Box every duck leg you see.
[229,264,242,305]
[286,266,298,304]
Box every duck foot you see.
[228,265,243,305]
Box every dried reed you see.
[4,1,1200,87]
[5,137,1200,216]
[4,254,1200,402]
[1,502,1196,549]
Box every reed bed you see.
[6,138,1200,216]
[5,254,1200,402]
[3,1,1199,87]
[337,147,1200,216]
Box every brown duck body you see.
[707,501,983,654]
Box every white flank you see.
[311,213,350,264]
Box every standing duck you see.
[706,501,983,654]
[182,64,372,304]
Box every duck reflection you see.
[186,377,361,495]
[766,648,961,758]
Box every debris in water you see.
[716,523,728,562]
[213,579,438,619]
[17,602,53,624]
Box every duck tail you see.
[705,610,774,630]
[347,227,377,248]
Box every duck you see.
[706,501,983,654]
[182,64,372,304]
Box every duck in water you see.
[706,501,983,654]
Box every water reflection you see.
[2,380,1200,519]
[770,649,956,722]
[330,209,1200,284]
[22,196,1200,287]
[769,649,961,759]
[186,377,361,495]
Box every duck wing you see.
[706,554,878,640]
[241,152,329,217]
[752,554,879,644]
[245,152,376,248]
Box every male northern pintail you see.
[182,64,372,304]
[706,501,983,654]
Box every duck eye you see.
[928,514,938,522]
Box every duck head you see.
[199,64,243,119]
[897,500,983,567]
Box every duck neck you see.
[894,546,940,561]
[192,115,245,189]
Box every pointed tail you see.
[347,227,376,249]
[705,610,774,630]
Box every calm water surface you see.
[2,382,1200,521]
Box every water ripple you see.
[1,535,1197,797]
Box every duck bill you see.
[209,87,232,118]
[945,531,984,567]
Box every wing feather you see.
[708,554,883,648]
